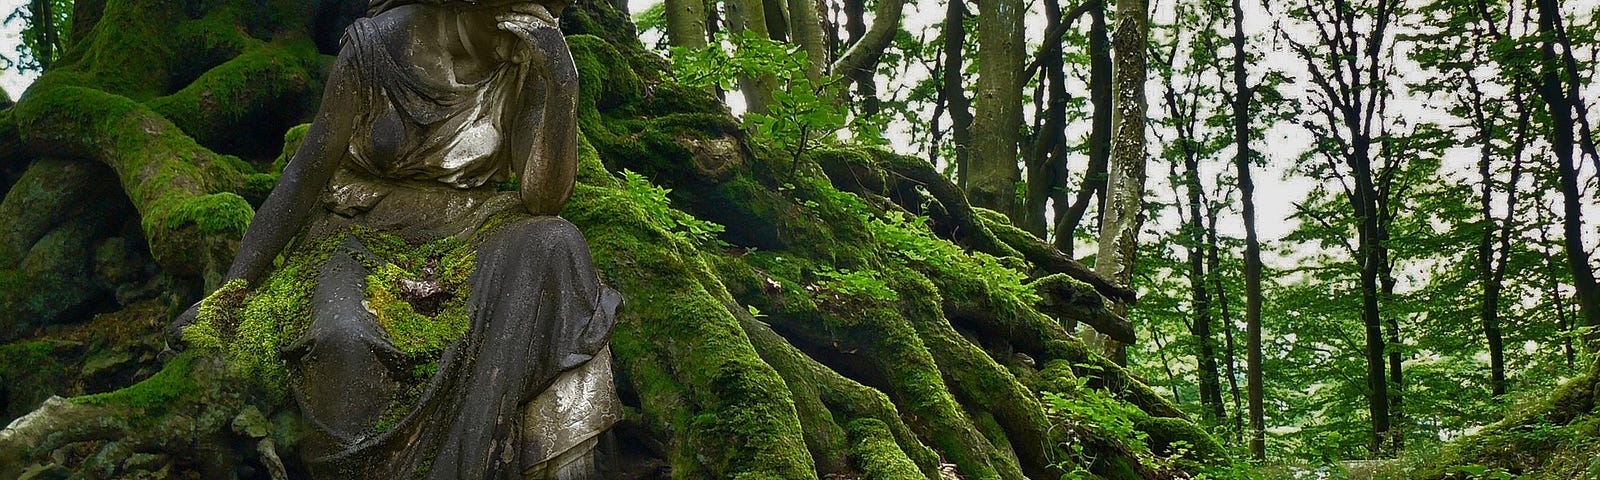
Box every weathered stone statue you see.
[171,0,622,477]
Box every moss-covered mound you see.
[1411,370,1600,480]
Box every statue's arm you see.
[169,50,362,333]
[224,52,362,286]
[508,23,579,216]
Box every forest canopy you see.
[0,0,1598,479]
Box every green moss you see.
[1416,373,1600,479]
[563,179,815,478]
[11,85,246,275]
[566,35,644,114]
[1135,415,1226,465]
[168,192,254,236]
[184,227,483,404]
[274,123,310,172]
[848,418,925,479]
[0,341,65,410]
[73,352,201,411]
[242,172,278,199]
[730,254,1018,480]
[361,239,474,356]
[149,42,315,149]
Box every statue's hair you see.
[367,0,522,16]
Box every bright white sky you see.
[0,0,34,99]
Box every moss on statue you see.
[182,227,479,409]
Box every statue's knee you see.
[493,216,587,253]
[294,314,393,362]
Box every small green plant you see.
[813,267,898,303]
[619,169,727,246]
[670,32,848,163]
[1445,464,1525,480]
[1042,373,1152,476]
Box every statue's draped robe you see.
[284,12,621,479]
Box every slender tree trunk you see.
[29,0,58,70]
[724,0,780,114]
[1285,0,1397,456]
[1536,0,1600,355]
[1208,207,1244,443]
[1185,154,1224,423]
[1469,70,1511,398]
[1022,0,1070,238]
[1054,0,1112,255]
[1476,128,1507,399]
[1088,0,1149,364]
[1230,0,1265,458]
[970,0,1026,219]
[787,0,827,82]
[842,0,875,112]
[1151,322,1184,405]
[941,0,976,192]
[1353,143,1391,456]
[1378,207,1402,453]
[664,0,708,48]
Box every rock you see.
[0,160,135,338]
[16,463,69,480]
[93,237,144,288]
[231,406,271,439]
[122,452,169,472]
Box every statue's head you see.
[368,0,570,17]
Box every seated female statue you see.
[172,0,622,478]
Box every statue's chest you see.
[352,73,514,189]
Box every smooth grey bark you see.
[785,0,826,82]
[969,0,1026,219]
[1087,0,1148,364]
[663,0,708,49]
[723,0,779,114]
[830,0,903,102]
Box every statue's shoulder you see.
[341,6,428,53]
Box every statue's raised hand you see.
[495,2,563,64]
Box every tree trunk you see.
[1536,0,1600,354]
[1229,0,1265,458]
[786,0,827,83]
[969,0,1026,219]
[1185,154,1224,423]
[1054,0,1112,256]
[1375,148,1402,453]
[941,0,976,193]
[1207,206,1244,443]
[664,0,708,49]
[1021,0,1070,238]
[724,0,780,114]
[1088,0,1149,364]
